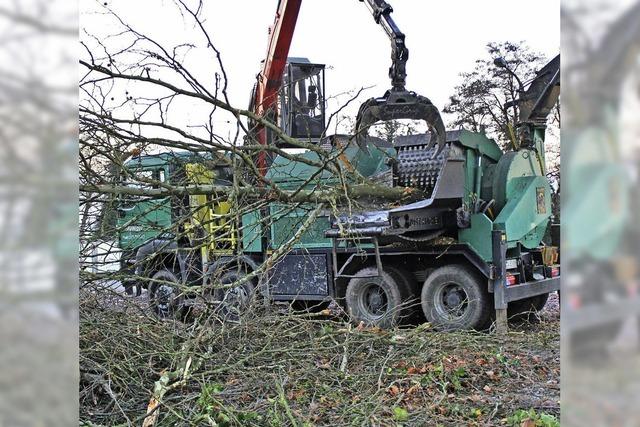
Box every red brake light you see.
[506,274,517,286]
[551,267,560,277]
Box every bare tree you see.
[443,41,560,210]
[443,41,553,147]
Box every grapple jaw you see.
[355,89,446,155]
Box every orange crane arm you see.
[252,0,302,156]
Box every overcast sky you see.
[82,0,560,140]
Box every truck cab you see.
[116,151,233,296]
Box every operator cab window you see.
[281,61,326,142]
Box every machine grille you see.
[394,144,449,196]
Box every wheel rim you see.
[220,284,250,318]
[358,282,389,319]
[434,282,469,320]
[155,283,176,316]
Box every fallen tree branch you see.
[79,182,419,204]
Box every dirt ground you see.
[79,289,560,426]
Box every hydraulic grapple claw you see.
[355,90,446,156]
[355,1,447,155]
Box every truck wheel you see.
[345,267,407,328]
[421,265,491,331]
[213,269,256,322]
[508,293,549,321]
[149,269,185,319]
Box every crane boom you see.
[254,0,302,119]
[251,0,302,172]
[359,0,408,91]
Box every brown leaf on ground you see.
[435,405,448,415]
[388,385,400,396]
[475,358,488,366]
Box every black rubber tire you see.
[213,269,256,322]
[123,280,142,297]
[345,267,406,329]
[148,269,185,319]
[123,281,135,296]
[421,265,491,331]
[385,266,422,324]
[508,293,550,320]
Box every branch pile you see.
[80,290,559,426]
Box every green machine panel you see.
[269,204,332,250]
[241,210,263,253]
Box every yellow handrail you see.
[185,163,237,258]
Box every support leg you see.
[495,308,508,334]
[373,237,383,277]
[492,230,508,334]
